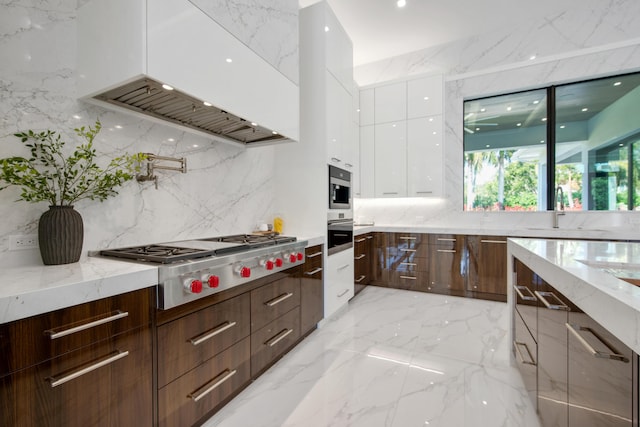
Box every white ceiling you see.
[299,0,582,66]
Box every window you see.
[464,72,640,211]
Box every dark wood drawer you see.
[157,337,251,427]
[301,246,323,335]
[157,293,250,388]
[251,307,300,377]
[0,287,153,376]
[304,245,323,271]
[388,233,426,248]
[429,234,460,249]
[251,275,300,332]
[0,325,153,427]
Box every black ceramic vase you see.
[38,205,84,265]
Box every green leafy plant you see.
[0,121,146,206]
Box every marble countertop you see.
[507,238,640,354]
[354,224,640,240]
[0,257,158,325]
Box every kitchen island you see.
[507,238,640,426]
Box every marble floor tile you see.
[203,286,540,427]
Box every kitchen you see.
[1,0,640,426]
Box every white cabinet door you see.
[359,125,375,198]
[324,5,353,92]
[359,88,375,126]
[375,121,407,197]
[407,116,443,197]
[407,75,443,119]
[374,82,406,124]
[324,248,354,318]
[327,72,355,169]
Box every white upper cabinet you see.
[407,116,443,197]
[324,4,353,93]
[407,75,444,119]
[359,125,375,198]
[326,72,355,169]
[78,0,299,142]
[374,121,407,197]
[359,88,375,126]
[374,82,407,124]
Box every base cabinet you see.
[354,233,373,295]
[428,234,466,295]
[467,235,507,299]
[325,248,354,317]
[0,288,154,427]
[301,244,324,335]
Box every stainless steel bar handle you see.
[437,249,456,253]
[514,286,537,302]
[399,275,417,280]
[481,240,507,244]
[355,275,366,283]
[266,328,293,347]
[189,369,237,402]
[331,157,341,163]
[338,264,350,271]
[355,238,366,243]
[46,310,129,339]
[265,292,294,307]
[307,251,323,258]
[48,350,129,387]
[334,233,350,237]
[355,254,366,260]
[566,323,629,362]
[344,163,353,168]
[437,238,456,242]
[337,289,349,297]
[399,236,416,240]
[190,321,237,346]
[513,341,536,365]
[534,291,569,311]
[400,262,417,266]
[304,267,323,276]
[401,248,416,252]
[416,191,433,194]
[366,235,373,240]
[383,192,398,195]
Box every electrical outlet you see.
[9,234,39,250]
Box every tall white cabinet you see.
[358,74,444,198]
[275,1,355,319]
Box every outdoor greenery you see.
[0,121,146,206]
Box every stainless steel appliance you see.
[100,234,307,309]
[327,212,353,255]
[329,165,351,210]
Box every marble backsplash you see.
[0,0,280,268]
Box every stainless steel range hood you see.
[94,77,290,145]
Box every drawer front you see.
[251,307,301,377]
[157,293,251,388]
[301,246,324,335]
[304,245,324,271]
[390,270,429,291]
[429,234,459,249]
[0,326,153,427]
[388,233,426,248]
[0,287,153,376]
[513,309,537,409]
[251,275,300,332]
[158,337,251,427]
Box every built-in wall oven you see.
[329,165,351,210]
[327,212,353,255]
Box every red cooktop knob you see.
[297,252,304,261]
[240,266,251,278]
[265,260,275,270]
[207,275,220,288]
[289,253,297,263]
[184,279,203,294]
[275,258,283,267]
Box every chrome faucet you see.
[553,186,565,228]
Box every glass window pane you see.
[463,89,548,211]
[555,73,640,211]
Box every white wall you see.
[354,0,640,230]
[0,0,293,267]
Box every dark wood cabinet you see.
[466,235,507,300]
[251,307,301,376]
[428,234,466,295]
[371,232,430,292]
[0,288,154,427]
[250,273,300,332]
[301,244,324,335]
[354,233,373,295]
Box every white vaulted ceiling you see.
[299,0,607,66]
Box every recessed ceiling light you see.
[432,131,437,135]
[72,114,82,119]
[620,143,624,146]
[533,100,540,105]
[614,81,622,86]
[423,96,429,100]
[480,108,486,112]
[429,118,434,122]
[392,124,396,127]
[203,101,212,107]
[529,55,537,60]
[225,58,232,63]
[251,122,258,126]
[541,117,547,121]
[272,131,278,135]
[476,128,480,131]
[168,138,175,142]
[560,125,566,129]
[397,0,406,7]
[162,84,174,90]
[324,25,330,32]
[193,144,199,148]
[506,106,512,111]
[115,125,122,129]
[485,144,490,148]
[516,123,522,127]
[356,108,361,112]
[540,140,545,143]
[582,107,588,112]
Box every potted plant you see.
[0,121,146,265]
